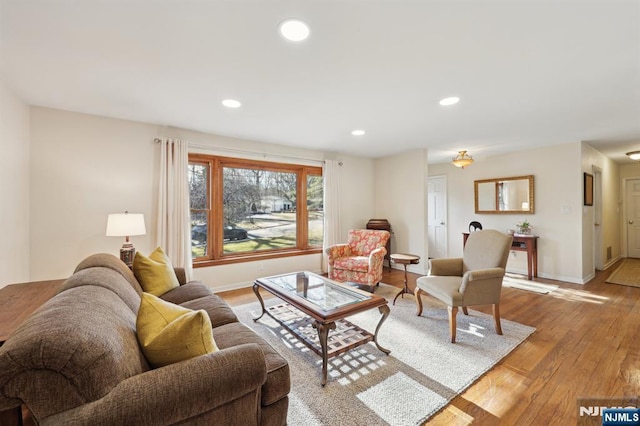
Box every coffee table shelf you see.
[267,303,374,358]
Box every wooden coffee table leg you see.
[314,320,336,386]
[373,305,391,354]
[252,284,267,322]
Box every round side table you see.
[390,253,420,305]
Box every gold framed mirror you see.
[474,175,534,214]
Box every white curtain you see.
[157,137,193,280]
[322,160,342,273]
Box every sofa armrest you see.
[429,258,463,276]
[41,344,266,426]
[174,267,187,285]
[325,244,351,264]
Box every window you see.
[189,154,323,266]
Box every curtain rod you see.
[154,138,342,166]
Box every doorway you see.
[427,176,447,259]
[593,167,603,270]
[626,178,640,258]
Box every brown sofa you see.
[0,254,290,425]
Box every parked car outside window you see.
[191,223,248,243]
[223,224,248,241]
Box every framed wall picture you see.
[584,173,594,206]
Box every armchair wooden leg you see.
[448,306,458,343]
[462,307,469,315]
[493,303,503,335]
[414,287,424,315]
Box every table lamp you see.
[106,211,146,267]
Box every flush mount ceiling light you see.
[279,19,310,42]
[351,129,365,136]
[222,99,241,108]
[439,96,460,106]
[452,150,474,169]
[626,151,640,160]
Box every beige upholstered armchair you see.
[414,229,513,343]
[326,229,391,291]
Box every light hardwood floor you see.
[219,262,640,425]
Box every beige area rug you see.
[234,284,535,425]
[503,274,559,294]
[606,258,640,288]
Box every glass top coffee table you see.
[253,271,390,386]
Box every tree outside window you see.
[189,154,323,265]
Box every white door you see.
[626,178,640,258]
[594,169,603,269]
[428,176,447,259]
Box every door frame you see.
[427,175,448,259]
[622,176,640,258]
[593,166,603,270]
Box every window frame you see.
[189,153,323,267]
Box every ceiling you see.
[1,0,639,164]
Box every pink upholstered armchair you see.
[326,229,391,291]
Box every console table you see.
[463,232,538,280]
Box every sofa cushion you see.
[212,322,290,406]
[137,293,218,368]
[161,281,215,305]
[178,293,239,328]
[133,247,180,296]
[334,256,370,273]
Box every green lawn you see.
[191,214,323,258]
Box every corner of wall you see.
[0,80,31,287]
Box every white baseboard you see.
[602,255,622,271]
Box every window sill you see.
[193,248,323,268]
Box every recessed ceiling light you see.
[351,129,365,136]
[279,19,310,42]
[439,96,460,106]
[222,99,241,108]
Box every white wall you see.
[374,149,429,275]
[0,81,30,288]
[337,155,376,235]
[29,107,376,290]
[30,108,158,281]
[429,142,588,283]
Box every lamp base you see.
[120,243,136,268]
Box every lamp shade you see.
[106,213,146,237]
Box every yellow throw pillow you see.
[136,292,218,368]
[133,247,180,296]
